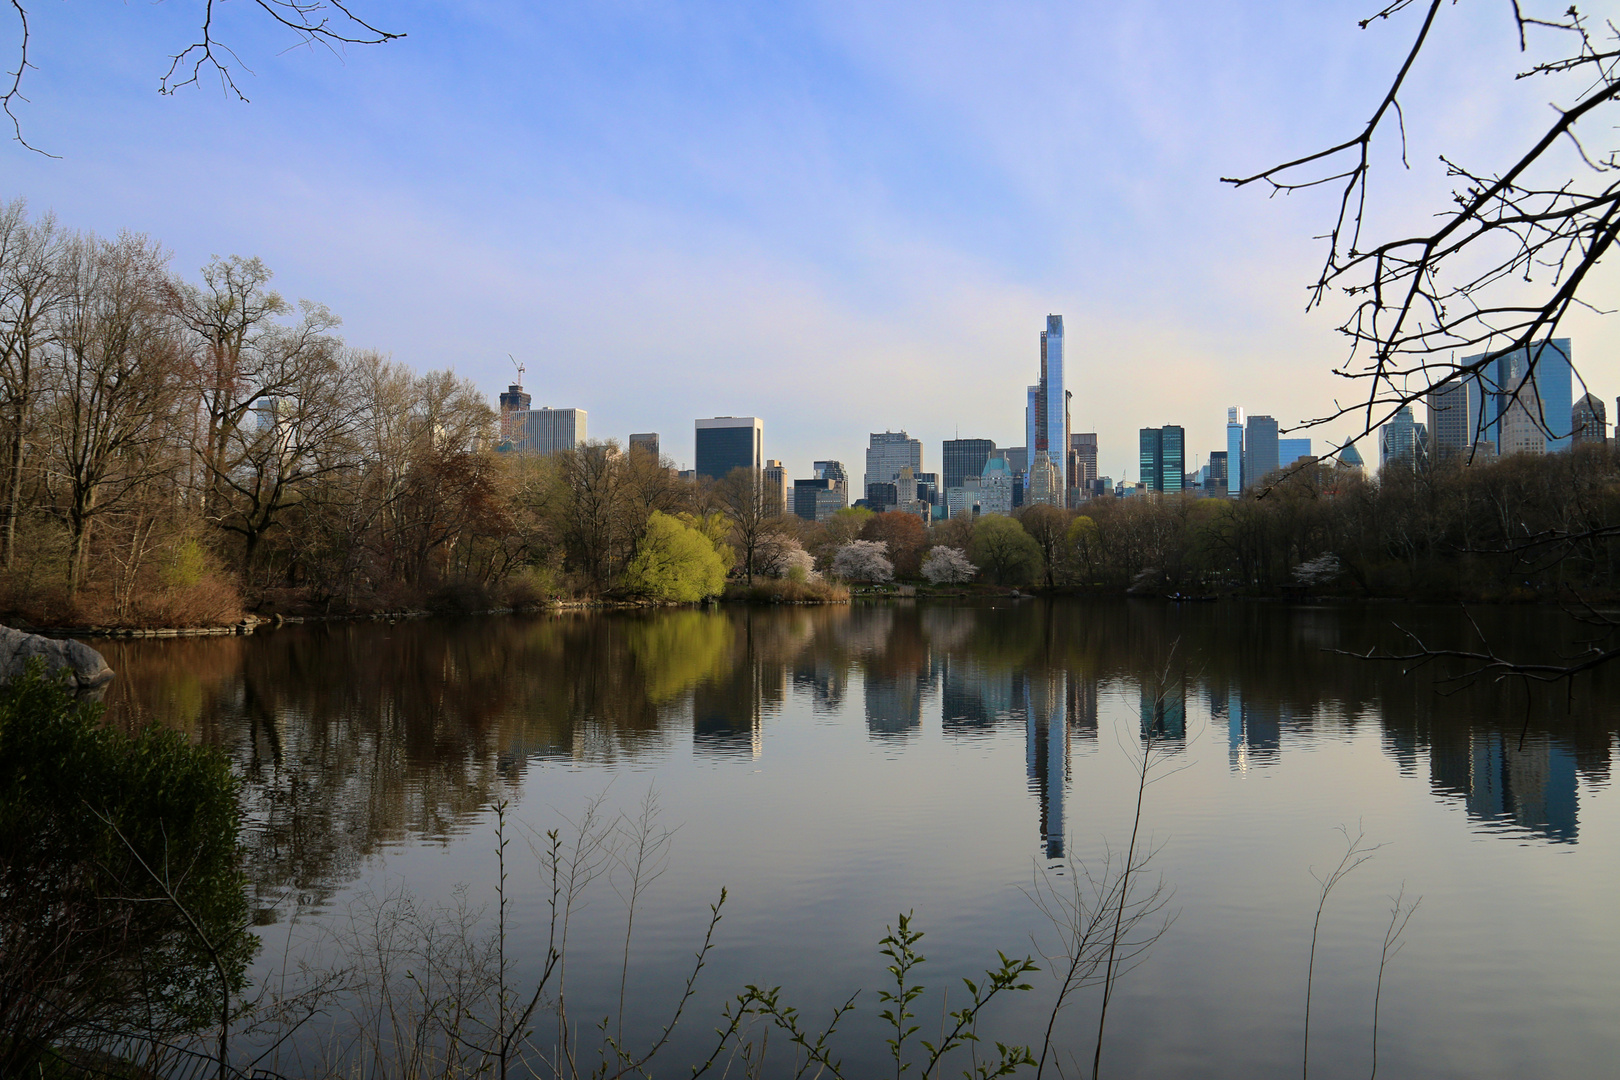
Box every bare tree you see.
[713,467,783,584]
[173,256,343,528]
[210,335,355,571]
[1226,2,1620,451]
[43,230,183,596]
[1018,503,1070,587]
[551,441,628,593]
[0,197,64,567]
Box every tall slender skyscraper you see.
[1226,407,1245,497]
[1024,316,1068,501]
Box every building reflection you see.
[1025,672,1069,859]
[91,597,1618,920]
[1430,729,1578,842]
[864,666,926,738]
[1218,688,1280,773]
[1139,680,1186,743]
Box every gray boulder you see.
[0,625,115,691]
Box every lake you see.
[96,599,1620,1079]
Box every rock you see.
[0,625,115,691]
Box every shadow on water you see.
[96,600,1617,914]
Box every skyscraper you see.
[1572,393,1607,446]
[1162,426,1184,493]
[1426,376,1484,461]
[1025,315,1068,497]
[1226,407,1245,496]
[793,464,848,521]
[1468,339,1574,452]
[628,432,660,457]
[499,383,531,444]
[1069,433,1099,498]
[943,438,996,491]
[1139,427,1185,493]
[516,408,586,455]
[1278,438,1311,466]
[694,417,763,479]
[1244,415,1279,485]
[1379,405,1427,472]
[864,431,923,503]
[762,460,788,516]
[979,453,1015,515]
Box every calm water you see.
[98,600,1620,1079]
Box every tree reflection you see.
[96,600,1618,914]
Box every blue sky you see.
[7,0,1616,481]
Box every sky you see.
[6,0,1617,483]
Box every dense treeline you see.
[0,203,838,625]
[985,446,1620,599]
[0,201,534,625]
[7,200,1617,626]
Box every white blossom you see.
[921,546,977,584]
[833,540,893,583]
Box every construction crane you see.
[508,353,526,387]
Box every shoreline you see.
[13,587,1590,639]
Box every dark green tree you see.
[0,666,255,1074]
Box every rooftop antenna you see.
[508,353,526,388]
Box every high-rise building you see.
[793,478,848,522]
[1278,438,1311,467]
[499,383,532,444]
[864,431,923,503]
[1138,427,1185,493]
[1027,453,1062,506]
[1162,426,1184,493]
[979,453,1015,515]
[1426,376,1484,461]
[1468,339,1574,452]
[515,407,586,456]
[628,432,660,457]
[1025,315,1069,494]
[1379,405,1427,472]
[814,460,849,486]
[1226,406,1245,496]
[1208,450,1228,492]
[1069,433,1099,500]
[1339,443,1367,475]
[694,417,763,479]
[1244,415,1279,485]
[1571,393,1606,447]
[943,439,996,491]
[1139,429,1161,493]
[1499,384,1547,457]
[894,465,931,519]
[762,460,788,516]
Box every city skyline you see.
[13,5,1618,489]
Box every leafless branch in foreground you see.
[1226,2,1620,450]
[4,0,403,151]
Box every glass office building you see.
[1226,406,1245,496]
[694,417,763,480]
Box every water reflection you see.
[96,600,1615,913]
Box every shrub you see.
[0,667,254,1073]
